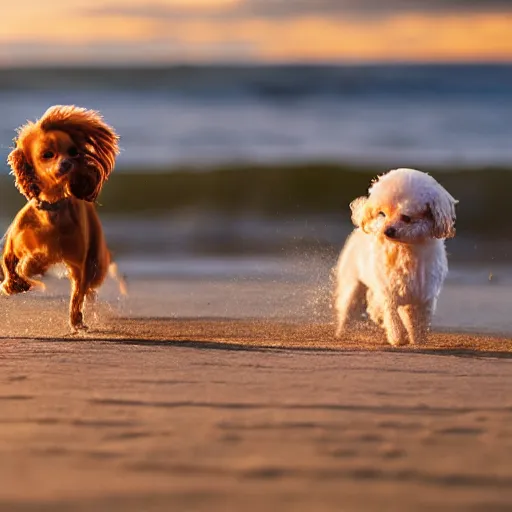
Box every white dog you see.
[334,168,457,346]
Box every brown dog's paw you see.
[0,278,32,295]
[70,311,89,333]
[70,323,89,335]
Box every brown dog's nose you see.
[59,159,75,175]
[385,227,397,238]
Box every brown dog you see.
[1,105,125,331]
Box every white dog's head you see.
[350,168,458,243]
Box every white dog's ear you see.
[428,188,459,239]
[350,196,369,230]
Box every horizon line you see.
[2,59,512,70]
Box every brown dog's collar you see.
[34,198,67,212]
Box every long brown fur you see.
[1,105,125,332]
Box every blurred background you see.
[1,0,512,283]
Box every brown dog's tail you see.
[108,261,128,297]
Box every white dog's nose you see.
[385,227,397,238]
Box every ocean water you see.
[1,64,512,170]
[1,64,511,264]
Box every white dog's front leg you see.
[398,303,432,346]
[382,306,408,346]
[334,279,366,337]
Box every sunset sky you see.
[2,0,512,65]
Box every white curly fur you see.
[334,168,458,346]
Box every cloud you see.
[236,1,512,18]
[86,0,512,21]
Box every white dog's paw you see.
[386,336,409,347]
[334,321,355,338]
[410,335,428,347]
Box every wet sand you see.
[1,273,512,511]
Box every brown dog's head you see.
[7,105,119,202]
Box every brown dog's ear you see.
[7,146,40,200]
[39,105,119,200]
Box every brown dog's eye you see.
[401,215,412,223]
[42,150,54,159]
[378,211,386,217]
[68,146,79,157]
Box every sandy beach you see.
[1,264,512,512]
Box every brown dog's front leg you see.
[68,266,88,332]
[0,252,32,295]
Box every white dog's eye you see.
[401,215,412,223]
[378,211,386,217]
